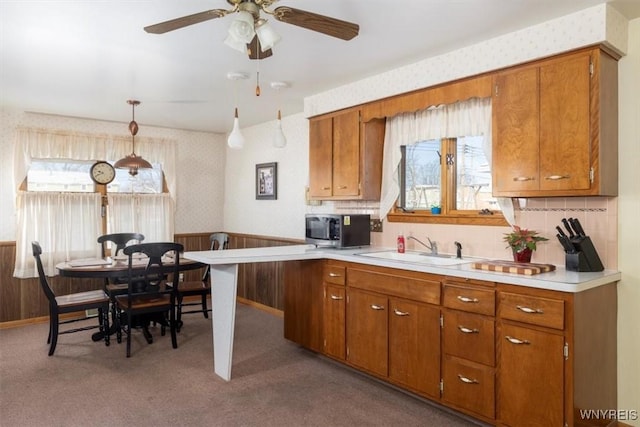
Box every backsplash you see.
[331,196,618,269]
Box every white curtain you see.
[108,194,175,243]
[12,127,177,198]
[379,97,508,219]
[13,192,102,277]
[12,127,178,278]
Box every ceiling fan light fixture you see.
[114,100,153,176]
[224,33,248,53]
[228,10,255,44]
[255,19,281,52]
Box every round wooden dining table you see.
[56,255,205,279]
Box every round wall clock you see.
[90,161,116,185]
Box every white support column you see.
[210,263,239,381]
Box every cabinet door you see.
[492,67,540,193]
[498,323,565,427]
[323,284,346,360]
[539,52,591,191]
[332,110,361,197]
[283,260,324,352]
[388,298,440,398]
[309,116,333,197]
[346,289,388,377]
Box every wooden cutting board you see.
[471,260,556,275]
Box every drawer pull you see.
[322,186,331,190]
[457,374,479,384]
[457,296,479,303]
[458,325,479,334]
[337,185,348,189]
[516,305,544,314]
[328,273,342,277]
[393,309,410,316]
[513,176,535,182]
[370,304,385,311]
[330,294,343,301]
[505,335,530,345]
[545,174,570,180]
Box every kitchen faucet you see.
[407,236,438,255]
[454,241,462,259]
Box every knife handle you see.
[572,218,587,236]
[561,218,575,238]
[556,226,567,238]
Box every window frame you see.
[391,137,507,226]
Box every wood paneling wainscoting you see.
[0,233,303,324]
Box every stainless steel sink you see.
[356,250,480,266]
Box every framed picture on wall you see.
[256,162,277,200]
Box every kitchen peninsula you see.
[184,244,620,426]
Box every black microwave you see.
[305,214,371,248]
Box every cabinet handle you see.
[457,296,479,303]
[545,174,570,180]
[393,309,410,316]
[328,273,342,277]
[512,176,535,182]
[457,374,479,384]
[458,325,479,334]
[330,294,343,300]
[505,335,530,345]
[370,304,385,311]
[322,186,331,190]
[516,305,544,314]
[337,185,348,190]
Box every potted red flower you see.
[503,226,548,263]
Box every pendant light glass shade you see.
[114,100,152,176]
[227,107,245,149]
[255,19,281,52]
[228,11,255,44]
[273,110,286,148]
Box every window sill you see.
[387,211,508,226]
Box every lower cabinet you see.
[283,261,618,427]
[346,266,442,398]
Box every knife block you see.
[566,236,604,272]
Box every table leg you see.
[210,263,238,381]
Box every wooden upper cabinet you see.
[492,47,618,197]
[308,109,385,200]
[308,116,334,198]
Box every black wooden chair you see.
[97,233,145,324]
[32,241,110,356]
[114,242,182,357]
[175,232,228,332]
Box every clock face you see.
[90,161,116,185]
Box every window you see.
[27,159,163,194]
[399,136,497,213]
[382,97,506,226]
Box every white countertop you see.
[184,244,621,293]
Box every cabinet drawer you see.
[348,268,440,305]
[498,292,564,330]
[443,310,495,366]
[442,355,495,420]
[443,284,495,316]
[324,265,346,286]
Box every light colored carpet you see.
[0,304,483,426]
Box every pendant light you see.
[114,100,152,176]
[271,82,288,148]
[227,72,249,149]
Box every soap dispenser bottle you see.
[397,233,405,253]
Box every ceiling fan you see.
[144,0,360,60]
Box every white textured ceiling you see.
[1,0,639,133]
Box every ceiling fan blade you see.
[247,36,273,60]
[273,6,359,41]
[144,9,229,34]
